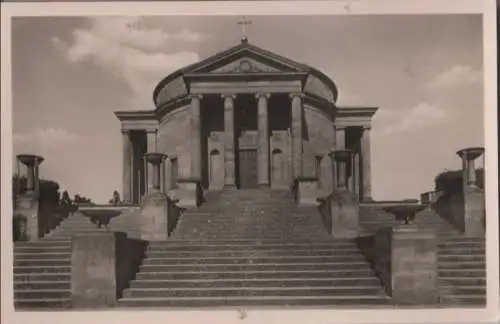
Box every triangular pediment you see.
[185,42,309,75]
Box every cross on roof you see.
[237,16,252,41]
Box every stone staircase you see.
[14,207,141,309]
[13,212,105,309]
[118,189,391,308]
[359,204,486,307]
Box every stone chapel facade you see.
[115,38,377,205]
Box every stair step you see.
[130,277,381,289]
[145,249,364,258]
[136,269,376,280]
[139,262,371,272]
[439,277,486,286]
[14,281,71,290]
[14,266,71,274]
[15,259,70,267]
[15,289,71,299]
[15,273,71,282]
[142,256,367,265]
[14,298,71,309]
[117,295,391,307]
[439,295,486,305]
[439,286,486,295]
[123,286,385,298]
[15,252,71,259]
[438,255,485,262]
[438,269,485,277]
[438,261,485,270]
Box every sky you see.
[11,15,484,203]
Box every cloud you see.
[52,17,207,105]
[380,102,448,135]
[425,64,482,90]
[13,127,88,147]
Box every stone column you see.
[145,129,157,194]
[121,130,132,203]
[361,126,372,201]
[457,147,484,189]
[290,92,304,180]
[190,94,202,181]
[353,150,360,200]
[222,94,236,187]
[256,92,270,187]
[333,149,352,190]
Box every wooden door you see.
[239,149,258,189]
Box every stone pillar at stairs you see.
[15,154,44,241]
[456,147,485,237]
[256,92,270,187]
[222,93,236,188]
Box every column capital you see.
[188,93,203,101]
[255,92,271,100]
[335,125,347,131]
[120,129,131,135]
[289,92,305,99]
[362,124,372,130]
[221,93,236,100]
[145,128,158,134]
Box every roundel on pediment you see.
[238,59,252,72]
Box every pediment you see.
[187,44,308,75]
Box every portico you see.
[115,39,377,205]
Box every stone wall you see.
[303,104,334,191]
[157,106,192,179]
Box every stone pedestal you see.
[140,192,170,241]
[328,189,359,238]
[71,232,123,308]
[464,187,485,237]
[16,154,44,241]
[457,147,485,237]
[176,177,202,208]
[375,226,439,305]
[295,176,319,206]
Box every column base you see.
[464,187,485,237]
[140,192,170,241]
[176,177,202,208]
[295,176,319,206]
[16,192,40,241]
[329,189,360,238]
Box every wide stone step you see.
[117,295,391,308]
[439,286,486,295]
[123,286,386,298]
[142,255,368,265]
[437,248,485,255]
[439,242,485,248]
[438,261,485,270]
[145,250,365,259]
[14,281,71,290]
[439,277,486,286]
[439,295,486,306]
[15,252,71,260]
[438,254,485,262]
[139,262,371,272]
[15,259,70,267]
[15,273,71,282]
[14,266,71,274]
[15,289,71,299]
[15,240,71,247]
[136,269,376,280]
[147,244,360,253]
[438,269,485,277]
[14,298,71,309]
[130,277,381,289]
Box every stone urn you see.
[383,204,427,227]
[79,206,123,229]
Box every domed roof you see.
[153,39,338,109]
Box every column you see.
[290,92,303,179]
[121,130,132,203]
[222,94,236,187]
[353,150,360,199]
[145,129,157,194]
[256,92,270,187]
[361,126,372,201]
[190,94,202,181]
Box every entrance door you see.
[239,149,258,189]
